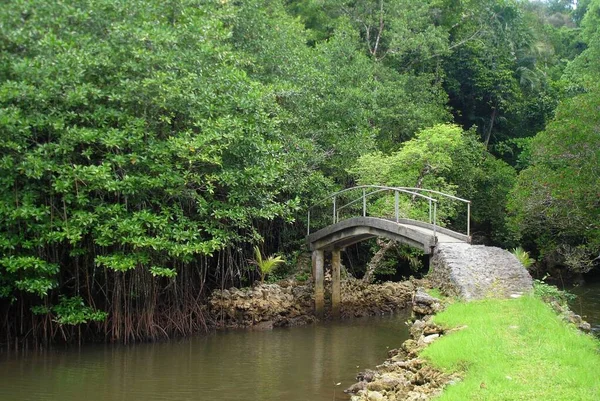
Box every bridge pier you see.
[311,248,342,319]
[312,250,325,318]
[331,249,341,318]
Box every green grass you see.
[424,288,445,300]
[421,296,600,400]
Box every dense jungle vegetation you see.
[0,0,598,345]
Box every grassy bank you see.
[420,296,600,400]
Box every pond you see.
[0,310,411,401]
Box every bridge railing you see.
[307,185,471,239]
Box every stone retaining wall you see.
[428,243,533,300]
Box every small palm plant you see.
[512,246,535,269]
[252,246,285,284]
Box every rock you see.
[387,348,399,358]
[401,339,419,356]
[342,279,415,318]
[379,373,402,390]
[412,289,442,316]
[578,322,592,332]
[251,320,273,330]
[548,300,593,333]
[428,243,533,300]
[410,319,426,338]
[367,391,384,401]
[366,381,385,392]
[347,295,458,401]
[405,391,429,401]
[357,369,377,383]
[345,381,367,394]
[208,281,319,329]
[422,334,439,344]
[567,313,583,325]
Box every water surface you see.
[0,311,410,401]
[569,281,600,335]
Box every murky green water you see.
[569,281,600,335]
[0,311,410,401]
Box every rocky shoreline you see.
[210,279,457,400]
[343,288,594,401]
[344,289,458,401]
[209,278,416,329]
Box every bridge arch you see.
[307,216,468,253]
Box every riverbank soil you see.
[422,296,600,400]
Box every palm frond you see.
[252,246,285,283]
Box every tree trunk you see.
[363,239,396,283]
[484,107,497,148]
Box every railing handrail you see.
[306,185,471,240]
[308,185,438,210]
[394,187,471,204]
[336,188,426,214]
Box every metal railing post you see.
[362,188,366,217]
[395,191,399,222]
[428,199,432,224]
[467,201,471,238]
[333,196,336,224]
[433,202,437,238]
[307,210,311,235]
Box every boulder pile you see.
[346,289,459,401]
[549,300,592,333]
[341,279,415,318]
[209,278,417,329]
[209,283,315,329]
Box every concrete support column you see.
[331,249,341,318]
[312,250,325,318]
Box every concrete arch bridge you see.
[306,186,532,317]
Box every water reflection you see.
[0,311,410,401]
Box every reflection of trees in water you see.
[0,314,412,401]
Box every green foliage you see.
[438,0,571,157]
[371,242,423,279]
[252,246,286,284]
[295,271,310,282]
[0,256,58,297]
[149,266,177,279]
[0,0,593,344]
[533,279,576,305]
[350,124,465,221]
[350,124,517,244]
[511,247,535,269]
[234,0,450,170]
[508,86,600,270]
[0,0,300,303]
[31,296,108,325]
[563,1,600,91]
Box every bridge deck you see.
[307,216,468,254]
[397,222,465,244]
